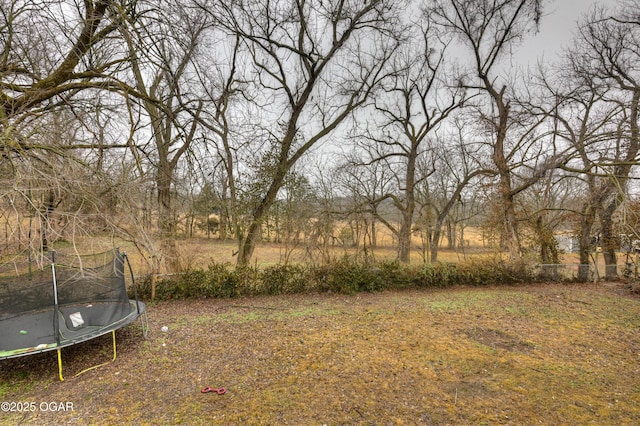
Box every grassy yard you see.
[1,283,639,425]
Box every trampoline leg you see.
[139,309,149,338]
[111,329,117,362]
[57,349,65,382]
[74,330,117,378]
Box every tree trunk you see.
[371,218,377,248]
[485,82,521,260]
[458,224,465,249]
[535,216,559,264]
[157,169,179,272]
[398,213,413,263]
[41,190,56,252]
[497,159,521,260]
[446,220,455,249]
[218,210,228,240]
[601,199,620,280]
[578,201,596,281]
[600,91,640,280]
[398,146,417,263]
[237,171,286,266]
[430,221,443,263]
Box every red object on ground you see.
[201,386,227,395]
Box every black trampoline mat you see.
[0,300,145,359]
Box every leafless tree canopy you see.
[1,0,639,278]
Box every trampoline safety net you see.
[0,249,127,321]
[0,248,145,359]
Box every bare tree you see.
[428,0,551,260]
[338,150,397,256]
[0,0,153,259]
[194,33,249,246]
[0,104,137,254]
[122,1,210,271]
[304,157,344,265]
[1,1,139,145]
[548,70,621,279]
[199,0,404,265]
[558,3,640,279]
[359,15,468,262]
[425,117,495,262]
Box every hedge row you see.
[134,256,543,300]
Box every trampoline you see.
[0,248,148,380]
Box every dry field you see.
[7,224,490,273]
[160,224,490,271]
[101,235,629,282]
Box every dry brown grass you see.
[170,238,492,267]
[45,233,630,286]
[1,283,639,425]
[35,224,491,275]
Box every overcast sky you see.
[515,0,617,65]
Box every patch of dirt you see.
[462,327,535,353]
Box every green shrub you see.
[135,255,543,301]
[376,259,417,290]
[454,258,536,286]
[135,262,258,300]
[259,264,309,295]
[136,274,182,300]
[204,262,246,298]
[318,256,383,294]
[416,262,458,288]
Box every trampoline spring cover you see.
[0,300,146,359]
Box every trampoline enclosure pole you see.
[123,251,149,338]
[51,251,60,346]
[123,252,141,314]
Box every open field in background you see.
[0,220,488,266]
[2,222,633,283]
[1,283,639,424]
[8,225,492,274]
[42,235,634,285]
[169,238,495,269]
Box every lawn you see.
[1,283,639,425]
